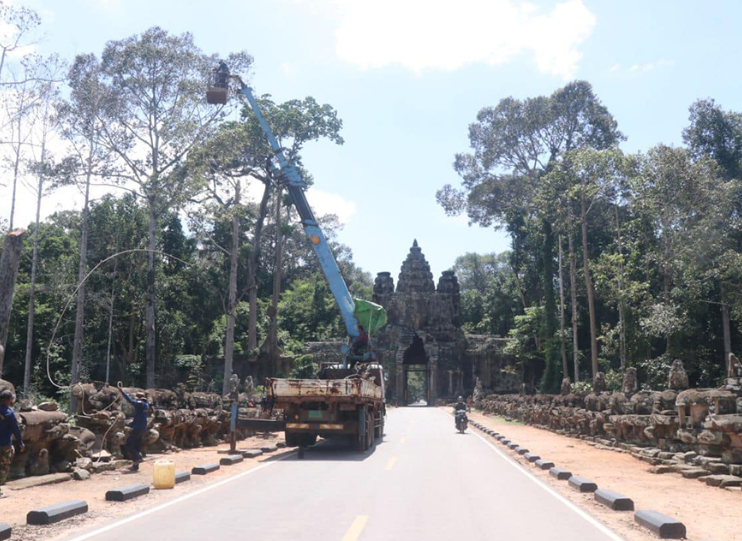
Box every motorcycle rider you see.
[453,396,468,430]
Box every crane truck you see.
[207,64,387,455]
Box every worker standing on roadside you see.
[117,383,150,472]
[0,389,25,496]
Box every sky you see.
[2,0,742,282]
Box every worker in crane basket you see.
[352,324,369,356]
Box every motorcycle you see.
[455,409,468,433]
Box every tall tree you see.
[683,99,742,372]
[440,81,622,390]
[58,53,114,409]
[94,27,250,387]
[21,55,65,394]
[630,146,735,360]
[189,92,343,387]
[547,148,624,378]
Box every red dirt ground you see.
[469,410,742,541]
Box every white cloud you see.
[334,0,595,79]
[610,59,674,75]
[309,189,357,224]
[244,182,357,224]
[280,61,297,79]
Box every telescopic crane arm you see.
[225,76,360,344]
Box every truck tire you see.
[300,433,317,447]
[357,408,372,452]
[374,409,384,440]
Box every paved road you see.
[63,407,624,541]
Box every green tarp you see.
[353,299,387,334]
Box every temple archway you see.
[402,335,429,406]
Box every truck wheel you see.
[374,410,384,440]
[285,433,299,447]
[300,434,317,447]
[367,411,375,449]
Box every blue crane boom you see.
[233,78,360,343]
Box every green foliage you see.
[636,354,674,391]
[570,381,593,394]
[290,354,317,379]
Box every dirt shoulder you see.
[469,410,741,541]
[1,432,286,541]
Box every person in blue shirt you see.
[0,389,25,496]
[117,383,150,472]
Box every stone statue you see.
[668,359,689,390]
[560,377,571,396]
[228,373,240,399]
[728,353,742,378]
[622,367,638,395]
[593,372,606,394]
[473,377,484,404]
[244,376,255,399]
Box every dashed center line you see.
[385,457,398,471]
[341,515,368,541]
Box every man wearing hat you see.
[0,389,24,496]
[117,383,150,472]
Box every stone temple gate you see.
[372,240,467,405]
[304,240,521,404]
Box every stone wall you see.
[476,373,742,476]
[1,379,262,482]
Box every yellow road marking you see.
[385,457,398,471]
[342,515,368,541]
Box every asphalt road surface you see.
[63,407,625,541]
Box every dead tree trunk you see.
[145,201,157,389]
[247,182,272,352]
[568,232,579,382]
[70,162,93,411]
[223,185,241,395]
[615,206,627,369]
[558,235,568,379]
[0,230,25,376]
[23,171,46,395]
[580,192,599,379]
[722,284,732,374]
[267,189,284,372]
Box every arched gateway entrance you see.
[402,335,429,406]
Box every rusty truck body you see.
[267,364,385,452]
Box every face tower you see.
[372,240,467,405]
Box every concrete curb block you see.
[524,452,540,463]
[175,471,191,484]
[516,447,529,455]
[241,449,264,458]
[634,510,686,539]
[0,523,11,541]
[568,476,598,493]
[27,500,88,525]
[507,442,519,449]
[276,442,287,448]
[549,467,572,480]
[594,489,634,511]
[105,484,150,502]
[192,463,220,475]
[260,445,278,453]
[219,454,244,466]
[501,439,511,445]
[535,459,555,470]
